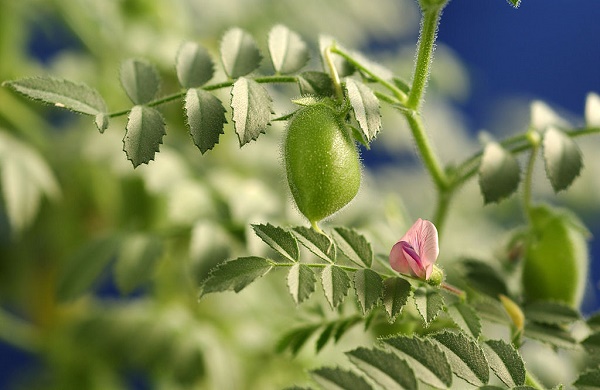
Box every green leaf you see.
[185,88,227,154]
[115,233,163,294]
[483,339,526,387]
[333,316,361,342]
[382,335,453,388]
[95,113,109,133]
[447,302,482,339]
[413,287,445,327]
[321,265,351,309]
[220,28,262,78]
[432,331,489,386]
[582,331,600,353]
[542,127,583,192]
[276,324,320,355]
[507,0,521,8]
[176,41,214,88]
[57,235,121,301]
[354,269,383,315]
[3,76,106,115]
[252,223,299,262]
[292,226,336,262]
[332,227,373,267]
[287,264,316,304]
[198,256,273,297]
[478,142,520,204]
[461,258,508,297]
[315,322,336,352]
[523,205,589,307]
[472,297,511,325]
[382,277,412,321]
[347,347,417,390]
[585,92,600,127]
[120,59,160,105]
[123,105,166,167]
[574,368,600,390]
[0,132,60,233]
[345,78,381,143]
[587,313,600,332]
[230,77,272,146]
[268,25,309,74]
[297,71,335,97]
[524,322,578,350]
[311,367,372,390]
[393,77,410,94]
[524,301,581,326]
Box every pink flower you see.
[389,218,439,280]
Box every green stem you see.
[407,5,444,110]
[432,190,452,234]
[323,46,344,100]
[523,130,541,220]
[525,370,545,389]
[0,308,39,353]
[269,261,359,273]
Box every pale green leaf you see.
[345,49,394,82]
[3,76,106,115]
[332,227,373,267]
[347,347,417,390]
[354,269,383,315]
[311,367,372,390]
[574,368,600,390]
[345,78,381,142]
[524,301,581,326]
[185,88,226,154]
[524,323,578,350]
[123,105,166,167]
[531,101,567,130]
[287,264,316,304]
[585,92,600,127]
[277,324,320,355]
[413,287,445,327]
[432,331,489,386]
[268,25,309,74]
[321,265,351,309]
[95,113,109,133]
[483,339,526,387]
[252,223,299,262]
[115,233,163,294]
[382,277,411,321]
[199,256,273,297]
[292,226,336,262]
[447,302,482,339]
[220,28,262,78]
[176,41,214,88]
[57,235,121,301]
[542,127,583,192]
[461,258,508,297]
[297,71,335,97]
[478,142,520,204]
[382,335,453,388]
[120,59,160,105]
[230,77,272,146]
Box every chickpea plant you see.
[3,0,600,388]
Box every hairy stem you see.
[323,46,344,100]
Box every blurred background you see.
[1,0,599,388]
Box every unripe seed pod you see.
[284,104,361,228]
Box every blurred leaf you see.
[277,324,320,355]
[582,331,600,353]
[413,287,445,327]
[542,127,583,192]
[524,322,578,350]
[199,256,273,297]
[332,227,373,267]
[483,339,526,387]
[333,316,361,342]
[574,368,600,390]
[321,265,351,309]
[447,302,482,339]
[287,264,316,304]
[3,76,106,115]
[268,25,309,74]
[123,105,166,167]
[345,78,381,142]
[347,347,417,390]
[585,92,600,127]
[478,142,520,204]
[176,41,214,88]
[530,100,567,130]
[115,233,163,294]
[354,269,383,315]
[57,235,121,301]
[0,132,60,233]
[345,49,394,82]
[220,28,262,78]
[382,277,411,321]
[523,205,589,307]
[507,0,521,8]
[120,59,160,105]
[230,77,272,146]
[393,77,410,94]
[297,71,335,97]
[472,297,511,325]
[524,301,581,326]
[588,313,600,332]
[382,335,453,388]
[185,88,226,154]
[461,258,508,297]
[432,331,489,386]
[292,226,336,262]
[315,322,336,352]
[252,223,299,262]
[311,367,372,390]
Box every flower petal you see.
[401,241,426,278]
[389,241,413,275]
[415,219,439,269]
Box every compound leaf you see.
[199,256,273,297]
